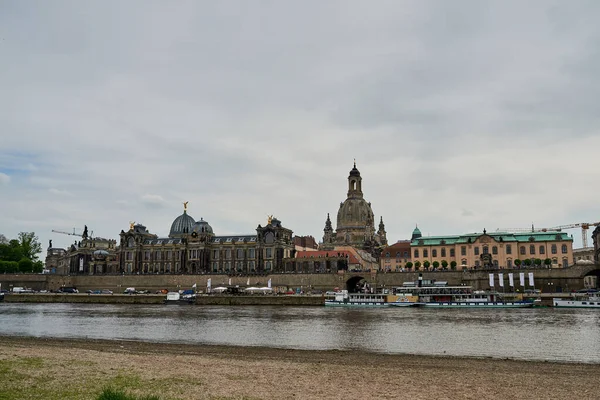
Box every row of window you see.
[133,248,278,261]
[413,244,569,258]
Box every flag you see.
[268,278,272,288]
[508,273,514,287]
[528,272,534,287]
[228,278,232,286]
[519,272,525,287]
[192,283,197,289]
[489,273,494,287]
[207,278,212,289]
[498,273,504,287]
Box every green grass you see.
[97,387,160,400]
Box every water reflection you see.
[1,303,600,363]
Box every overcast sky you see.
[1,0,599,254]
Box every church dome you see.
[191,218,213,235]
[169,211,195,238]
[336,198,374,229]
[349,163,361,177]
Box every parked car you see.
[58,287,79,293]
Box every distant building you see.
[293,235,319,251]
[380,240,412,272]
[573,247,595,265]
[410,229,574,270]
[321,162,387,258]
[47,207,295,275]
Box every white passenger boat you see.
[325,290,419,307]
[395,283,534,308]
[164,291,195,304]
[553,294,600,308]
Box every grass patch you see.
[98,387,160,400]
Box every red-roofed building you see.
[380,240,412,272]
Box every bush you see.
[0,260,19,273]
[18,258,34,273]
[450,261,457,270]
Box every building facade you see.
[593,225,600,263]
[410,230,574,270]
[380,240,412,272]
[117,208,295,275]
[321,162,387,257]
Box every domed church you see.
[322,162,387,257]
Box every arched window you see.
[441,248,446,257]
[423,249,429,257]
[403,251,409,258]
[520,246,526,255]
[551,244,557,254]
[492,246,498,255]
[529,245,535,255]
[539,246,545,255]
[385,252,390,258]
[396,252,401,258]
[483,246,489,255]
[561,244,568,254]
[432,249,437,257]
[414,250,419,258]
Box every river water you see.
[1,303,600,363]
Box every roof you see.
[294,250,360,264]
[411,231,573,246]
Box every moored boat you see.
[553,294,600,308]
[325,290,419,307]
[164,291,195,304]
[395,283,534,308]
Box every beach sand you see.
[1,336,599,400]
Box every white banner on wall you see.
[519,272,525,287]
[498,273,504,287]
[207,278,212,289]
[508,273,514,287]
[528,272,535,287]
[489,273,495,287]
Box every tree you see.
[450,261,457,270]
[0,234,8,244]
[414,261,421,270]
[33,260,44,273]
[18,232,42,261]
[441,260,448,270]
[18,257,34,273]
[423,261,431,270]
[432,261,440,270]
[514,259,522,267]
[405,261,413,271]
[0,240,24,262]
[524,258,532,267]
[534,258,542,267]
[544,258,552,268]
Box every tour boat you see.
[325,290,419,307]
[553,294,600,308]
[394,283,534,308]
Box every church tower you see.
[322,213,334,250]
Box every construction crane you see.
[549,222,600,248]
[52,227,93,238]
[497,222,600,248]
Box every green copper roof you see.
[412,226,421,234]
[410,231,572,246]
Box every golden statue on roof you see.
[183,201,189,211]
[129,221,135,230]
[267,215,273,224]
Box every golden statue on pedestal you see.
[183,201,189,211]
[129,221,135,230]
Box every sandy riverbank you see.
[1,336,599,400]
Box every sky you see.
[1,0,599,255]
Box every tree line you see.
[0,232,44,273]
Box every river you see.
[1,303,600,363]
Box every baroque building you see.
[117,205,294,275]
[321,162,387,257]
[593,225,600,263]
[410,229,574,270]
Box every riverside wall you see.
[1,264,598,294]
